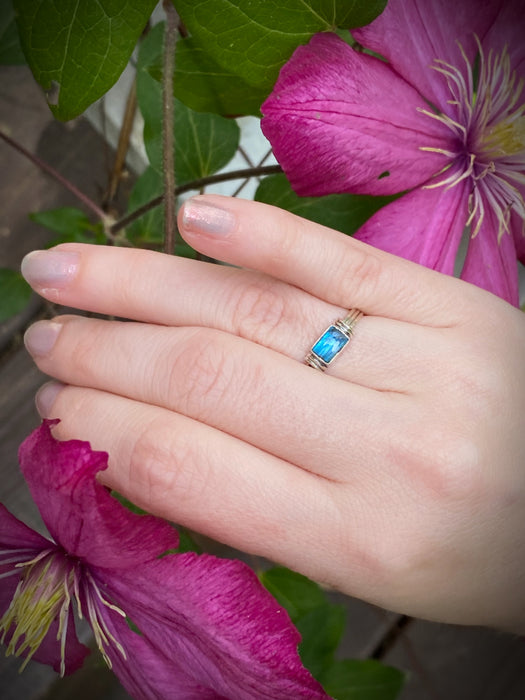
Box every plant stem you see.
[104,79,137,206]
[0,127,109,224]
[109,163,283,236]
[162,0,178,254]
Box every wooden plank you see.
[382,619,525,700]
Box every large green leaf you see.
[136,22,240,184]
[255,174,396,236]
[320,659,405,700]
[0,269,32,322]
[0,0,25,64]
[13,0,157,120]
[174,0,387,94]
[297,604,346,680]
[173,37,267,116]
[260,567,327,622]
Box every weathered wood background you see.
[1,64,524,700]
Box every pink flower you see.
[261,0,525,305]
[0,420,328,699]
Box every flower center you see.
[418,38,525,239]
[0,548,127,675]
[482,114,525,159]
[0,549,74,673]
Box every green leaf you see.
[0,268,32,322]
[30,207,105,245]
[297,604,346,680]
[260,567,327,622]
[126,166,164,245]
[175,0,387,94]
[0,0,25,64]
[13,0,157,120]
[173,37,267,116]
[255,174,396,235]
[136,22,240,184]
[320,659,405,700]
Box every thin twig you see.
[0,127,109,224]
[162,0,178,254]
[109,163,283,235]
[104,79,137,206]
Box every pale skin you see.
[20,195,525,633]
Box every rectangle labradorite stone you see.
[311,325,349,364]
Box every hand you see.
[21,195,525,633]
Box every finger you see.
[21,246,453,391]
[178,194,488,325]
[36,384,365,590]
[25,316,407,479]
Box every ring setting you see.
[305,309,363,371]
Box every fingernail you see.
[181,198,236,236]
[24,320,62,357]
[35,381,65,417]
[21,250,79,288]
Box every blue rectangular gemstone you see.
[311,325,349,364]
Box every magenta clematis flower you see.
[261,0,525,305]
[0,420,328,699]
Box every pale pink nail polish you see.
[35,381,65,417]
[24,321,62,357]
[181,198,236,236]
[21,250,79,288]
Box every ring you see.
[305,309,363,371]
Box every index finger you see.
[178,194,487,326]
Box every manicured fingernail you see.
[24,320,62,357]
[181,198,236,236]
[21,250,79,288]
[35,381,65,417]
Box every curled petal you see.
[354,179,469,275]
[101,553,328,699]
[353,0,503,115]
[18,421,178,570]
[461,206,520,305]
[261,33,453,197]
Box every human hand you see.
[21,195,525,633]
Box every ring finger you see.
[26,314,413,480]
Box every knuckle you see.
[128,415,210,509]
[392,420,482,504]
[228,275,288,345]
[334,245,386,304]
[166,329,236,416]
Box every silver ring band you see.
[305,309,363,371]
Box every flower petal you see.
[511,208,525,265]
[261,33,453,197]
[483,0,525,78]
[101,553,328,699]
[353,0,503,115]
[96,608,219,699]
[354,180,470,275]
[0,502,52,553]
[18,420,178,570]
[461,206,520,305]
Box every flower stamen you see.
[418,36,525,240]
